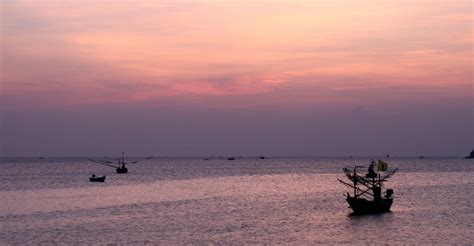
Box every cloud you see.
[1,0,472,110]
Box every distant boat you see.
[419,156,425,159]
[338,160,398,215]
[89,152,153,174]
[227,156,235,160]
[259,156,266,159]
[116,164,128,173]
[89,174,106,182]
[465,150,474,159]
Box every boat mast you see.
[353,166,357,197]
[378,172,381,188]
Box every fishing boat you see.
[116,164,128,173]
[89,152,153,174]
[89,174,106,182]
[338,160,398,215]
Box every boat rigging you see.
[338,159,398,215]
[89,152,154,174]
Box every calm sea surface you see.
[1,157,473,245]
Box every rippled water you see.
[1,157,473,244]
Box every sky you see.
[1,0,472,157]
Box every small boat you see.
[89,152,154,174]
[116,164,128,173]
[465,150,474,159]
[338,160,398,215]
[227,156,235,160]
[259,156,266,159]
[89,174,106,182]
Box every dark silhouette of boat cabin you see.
[116,164,128,173]
[89,174,106,182]
[338,160,398,215]
[465,150,474,159]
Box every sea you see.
[0,157,473,245]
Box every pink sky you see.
[1,1,472,156]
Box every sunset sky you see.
[1,0,472,157]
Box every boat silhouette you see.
[89,174,106,182]
[465,150,474,159]
[338,160,398,215]
[89,152,153,174]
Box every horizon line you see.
[0,155,467,159]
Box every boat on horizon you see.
[116,163,128,173]
[464,150,474,159]
[338,160,398,215]
[89,152,153,174]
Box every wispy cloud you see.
[1,0,472,109]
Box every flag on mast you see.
[377,160,388,172]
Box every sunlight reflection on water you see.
[0,158,473,244]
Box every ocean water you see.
[0,157,473,245]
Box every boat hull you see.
[347,196,392,215]
[116,167,128,173]
[89,176,106,182]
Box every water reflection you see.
[0,158,473,244]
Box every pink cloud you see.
[1,0,471,110]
